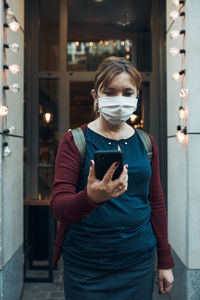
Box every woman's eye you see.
[125,92,134,96]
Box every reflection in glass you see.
[67,40,133,71]
[38,79,59,200]
[39,0,60,71]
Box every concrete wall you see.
[167,0,200,299]
[0,0,24,299]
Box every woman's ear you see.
[91,89,98,101]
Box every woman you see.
[51,56,174,300]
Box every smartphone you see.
[94,150,123,181]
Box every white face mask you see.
[98,96,138,125]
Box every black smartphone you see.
[94,150,123,181]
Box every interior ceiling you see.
[67,0,151,31]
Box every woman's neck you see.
[98,115,126,134]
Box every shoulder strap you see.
[71,127,86,168]
[135,129,153,163]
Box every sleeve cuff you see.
[157,247,175,269]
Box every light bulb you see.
[113,41,117,47]
[179,88,188,98]
[9,43,20,52]
[172,0,185,7]
[89,42,94,47]
[172,70,185,81]
[130,114,138,123]
[75,41,79,46]
[121,41,125,46]
[169,10,179,20]
[126,47,130,52]
[169,47,185,56]
[179,106,185,119]
[170,29,185,39]
[105,41,109,46]
[125,54,130,60]
[172,72,181,81]
[9,126,16,134]
[0,106,8,116]
[44,112,52,123]
[3,142,12,157]
[9,64,20,74]
[8,21,20,32]
[99,40,104,45]
[10,83,20,92]
[176,126,187,144]
[7,7,14,17]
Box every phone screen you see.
[94,150,123,180]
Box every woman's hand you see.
[158,268,174,294]
[87,160,128,204]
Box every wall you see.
[0,0,24,299]
[167,0,200,299]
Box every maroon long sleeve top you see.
[50,124,174,269]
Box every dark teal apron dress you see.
[62,127,157,300]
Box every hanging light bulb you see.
[89,42,94,47]
[121,41,125,46]
[44,112,52,123]
[170,29,185,39]
[3,64,20,74]
[3,142,12,157]
[179,106,185,119]
[172,0,185,7]
[130,114,138,123]
[169,47,186,56]
[0,106,8,116]
[125,54,130,60]
[4,83,20,92]
[179,88,188,98]
[4,43,20,53]
[113,41,117,47]
[9,126,16,134]
[4,21,20,32]
[105,41,109,46]
[172,69,185,81]
[169,10,185,20]
[126,47,130,52]
[75,41,79,46]
[99,40,104,45]
[6,7,14,19]
[176,125,185,144]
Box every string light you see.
[179,88,188,98]
[4,43,20,53]
[125,54,130,60]
[75,41,79,46]
[9,126,16,134]
[178,106,185,119]
[3,64,20,74]
[105,41,109,46]
[3,142,12,157]
[3,83,20,92]
[0,106,8,116]
[169,47,185,56]
[172,0,185,7]
[99,40,104,45]
[169,11,185,20]
[121,41,125,46]
[44,112,52,123]
[4,21,20,32]
[172,69,185,81]
[176,126,187,144]
[170,29,185,39]
[89,42,94,47]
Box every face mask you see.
[98,96,138,125]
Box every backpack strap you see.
[135,128,153,163]
[71,127,86,168]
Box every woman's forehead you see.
[104,73,137,90]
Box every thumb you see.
[88,160,96,180]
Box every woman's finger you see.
[88,160,96,181]
[158,279,165,294]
